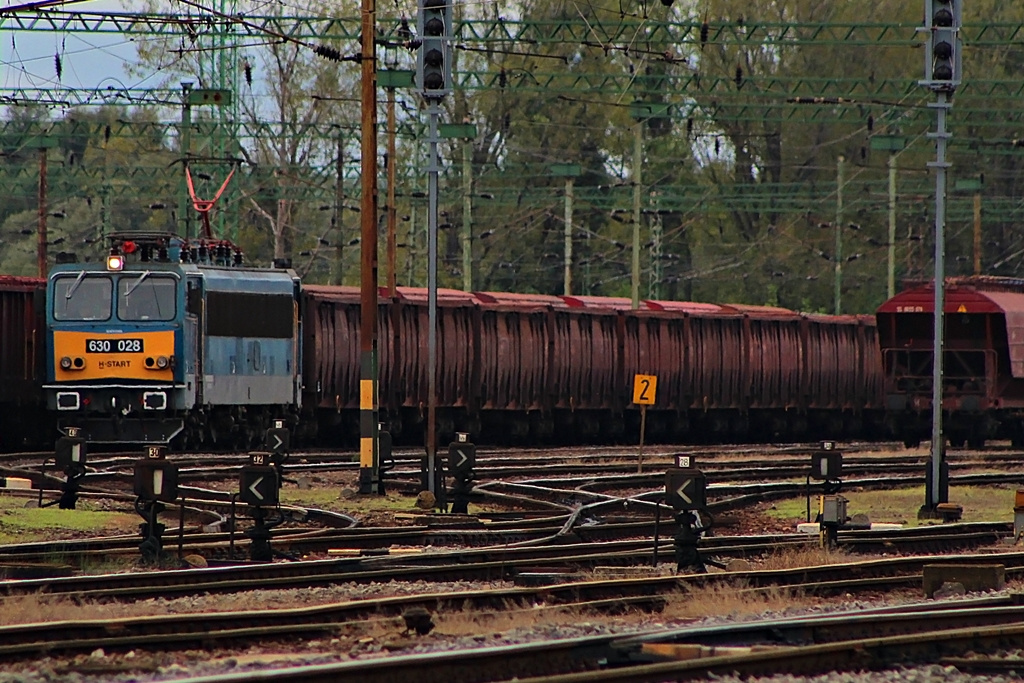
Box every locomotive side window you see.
[117,274,177,321]
[53,274,113,321]
[206,292,293,337]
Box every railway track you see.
[8,586,1024,679]
[0,529,1012,602]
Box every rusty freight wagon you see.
[302,286,884,445]
[0,276,50,450]
[877,276,1024,449]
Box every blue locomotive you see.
[45,232,301,447]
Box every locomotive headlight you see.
[60,356,72,370]
[106,254,124,271]
[156,355,169,369]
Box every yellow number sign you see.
[632,374,657,405]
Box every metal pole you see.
[179,82,193,239]
[651,209,662,300]
[334,131,345,286]
[37,147,46,278]
[409,136,421,287]
[973,192,981,275]
[631,120,643,310]
[888,152,897,299]
[929,91,950,509]
[427,102,440,499]
[834,155,845,315]
[563,176,574,296]
[387,87,398,297]
[462,138,472,292]
[358,0,380,495]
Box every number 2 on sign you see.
[633,374,657,405]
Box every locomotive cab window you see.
[117,273,177,321]
[53,274,113,321]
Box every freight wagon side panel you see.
[0,280,44,404]
[858,318,883,409]
[805,320,842,410]
[306,292,360,410]
[549,310,615,411]
[439,302,474,409]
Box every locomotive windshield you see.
[117,273,176,321]
[53,274,113,321]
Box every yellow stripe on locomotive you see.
[53,330,175,382]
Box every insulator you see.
[314,44,343,62]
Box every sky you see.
[0,1,143,95]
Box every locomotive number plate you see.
[86,338,145,353]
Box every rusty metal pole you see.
[37,147,47,278]
[358,0,380,495]
[387,85,398,297]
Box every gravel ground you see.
[1,582,1021,682]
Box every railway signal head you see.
[134,455,179,503]
[447,435,475,477]
[417,0,452,99]
[925,0,961,91]
[55,428,87,470]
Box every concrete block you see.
[923,564,1005,598]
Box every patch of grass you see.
[663,583,814,620]
[765,485,1016,527]
[0,594,117,626]
[0,494,138,545]
[756,546,856,570]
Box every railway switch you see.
[132,445,179,565]
[239,452,283,562]
[53,426,87,509]
[665,468,706,511]
[447,433,476,514]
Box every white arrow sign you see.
[675,479,692,505]
[454,449,468,468]
[271,434,284,450]
[248,476,265,501]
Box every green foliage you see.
[3,0,1024,312]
